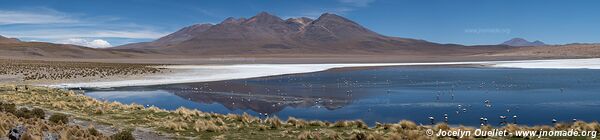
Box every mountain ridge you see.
[501,38,547,47]
[115,12,485,55]
[0,35,21,44]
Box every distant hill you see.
[0,35,21,44]
[501,38,547,47]
[0,36,144,59]
[116,12,505,56]
[491,44,600,58]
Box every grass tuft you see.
[287,117,307,128]
[398,120,417,130]
[49,113,69,124]
[266,116,283,129]
[112,129,135,140]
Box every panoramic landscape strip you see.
[2,0,600,139]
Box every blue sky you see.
[1,0,599,48]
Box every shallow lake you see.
[85,65,600,126]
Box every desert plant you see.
[589,122,600,132]
[322,129,342,140]
[193,119,226,132]
[0,102,16,114]
[257,124,268,131]
[88,127,100,136]
[30,108,45,119]
[241,112,257,124]
[266,116,283,129]
[399,120,417,130]
[554,122,570,130]
[15,108,32,119]
[332,120,350,128]
[93,107,103,115]
[297,131,314,140]
[353,120,369,129]
[287,117,307,128]
[309,120,327,127]
[434,123,450,131]
[49,113,69,124]
[350,130,370,140]
[112,129,135,140]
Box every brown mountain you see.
[0,36,145,59]
[116,12,505,56]
[0,35,21,44]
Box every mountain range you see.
[501,38,547,47]
[116,12,505,56]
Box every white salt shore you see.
[49,58,600,88]
[490,58,600,69]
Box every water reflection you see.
[86,66,600,126]
[151,78,365,114]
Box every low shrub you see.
[15,108,32,118]
[399,120,417,130]
[266,116,283,129]
[0,102,16,114]
[332,121,349,128]
[49,113,69,124]
[111,129,135,140]
[31,108,45,119]
[88,127,100,136]
[286,117,307,128]
[434,123,450,131]
[2,106,45,119]
[309,120,327,127]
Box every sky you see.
[1,0,599,48]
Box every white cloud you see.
[0,29,168,39]
[57,38,112,48]
[338,0,376,7]
[0,9,78,25]
[0,8,169,46]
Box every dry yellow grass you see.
[0,112,109,139]
[0,59,163,82]
[287,117,307,128]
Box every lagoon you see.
[85,65,600,126]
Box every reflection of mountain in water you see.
[160,75,371,114]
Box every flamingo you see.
[480,117,485,126]
[428,116,435,125]
[499,116,507,125]
[483,117,488,125]
[443,113,448,123]
[484,99,491,107]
